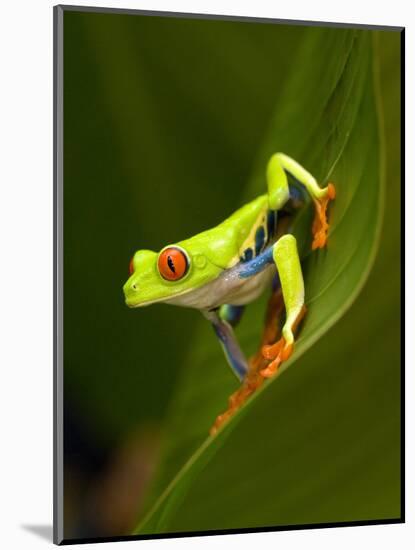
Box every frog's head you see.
[123,243,224,308]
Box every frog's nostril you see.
[132,283,137,291]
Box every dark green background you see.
[62,10,401,540]
[63,13,308,443]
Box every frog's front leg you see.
[260,233,306,378]
[203,308,248,381]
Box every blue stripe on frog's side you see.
[239,182,305,267]
[238,246,275,279]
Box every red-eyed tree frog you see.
[123,153,335,433]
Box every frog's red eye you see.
[158,247,189,281]
[129,257,135,275]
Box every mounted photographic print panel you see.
[54,5,404,545]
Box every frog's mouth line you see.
[125,286,196,308]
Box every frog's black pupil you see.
[167,255,175,273]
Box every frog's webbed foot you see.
[209,290,285,436]
[260,338,293,378]
[312,183,336,250]
[260,304,307,379]
[209,379,257,436]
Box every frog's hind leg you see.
[219,304,245,328]
[248,287,284,377]
[209,290,285,436]
[268,153,336,249]
[260,234,307,378]
[203,309,248,381]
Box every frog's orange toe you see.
[281,343,293,361]
[262,338,284,360]
[260,338,293,378]
[209,379,261,435]
[311,182,336,250]
[260,358,280,378]
[312,231,328,250]
[328,182,336,199]
[209,416,223,436]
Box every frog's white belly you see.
[165,262,276,310]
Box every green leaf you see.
[134,28,400,535]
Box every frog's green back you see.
[178,194,268,269]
